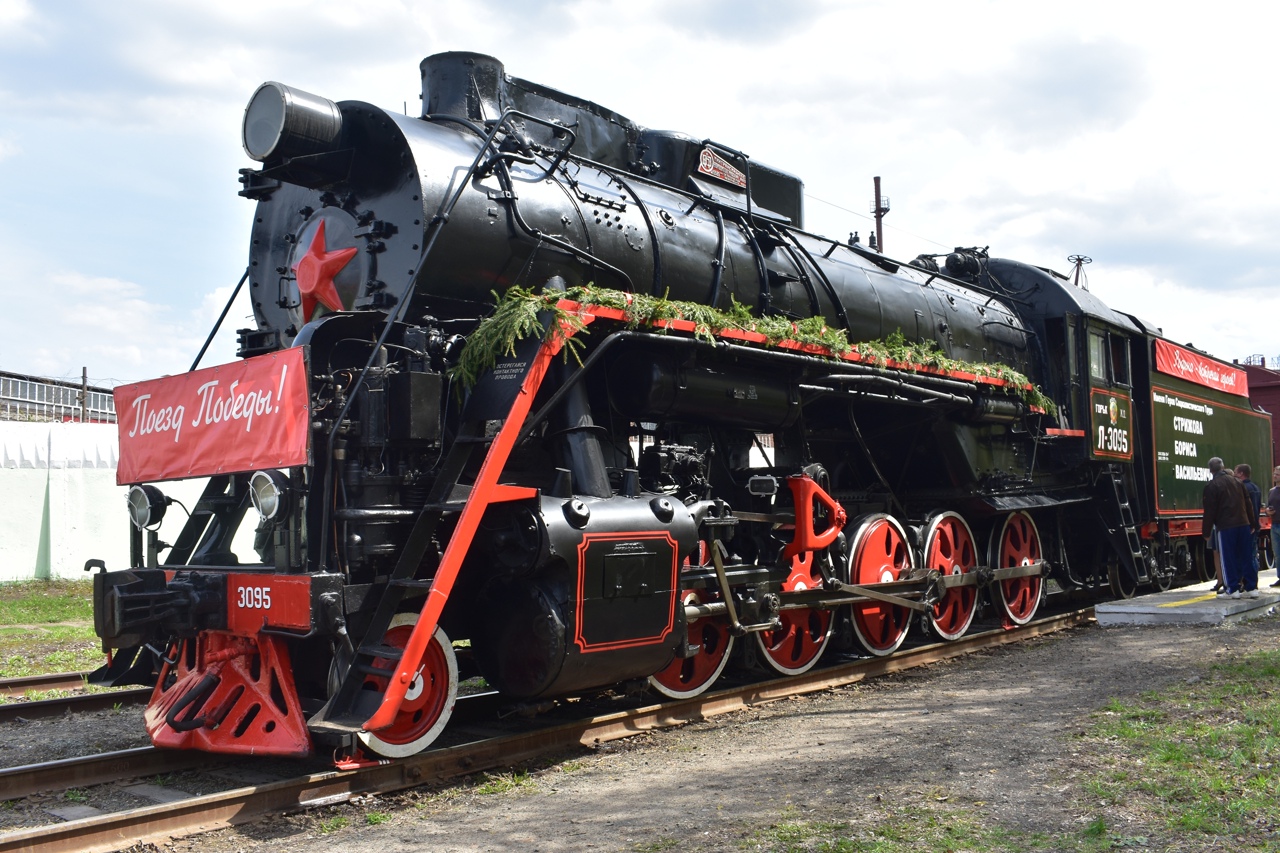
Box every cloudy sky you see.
[1,0,1276,389]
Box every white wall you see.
[0,422,212,582]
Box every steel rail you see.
[0,672,92,699]
[0,747,208,801]
[0,687,150,724]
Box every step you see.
[1095,580,1280,626]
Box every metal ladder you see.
[306,420,492,740]
[1105,465,1147,581]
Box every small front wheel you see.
[357,615,459,758]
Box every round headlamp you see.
[250,470,291,522]
[127,484,169,530]
[242,81,343,163]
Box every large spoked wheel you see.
[989,512,1044,626]
[650,590,735,699]
[358,614,459,758]
[921,511,978,641]
[848,514,914,656]
[1106,555,1138,599]
[753,553,832,676]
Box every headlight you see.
[127,484,169,530]
[250,470,291,522]
[242,81,343,163]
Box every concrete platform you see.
[1095,579,1280,626]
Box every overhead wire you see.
[805,193,953,251]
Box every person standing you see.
[1203,457,1258,598]
[1236,464,1263,578]
[1267,466,1280,587]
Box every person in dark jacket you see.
[1204,457,1258,598]
[1236,463,1263,578]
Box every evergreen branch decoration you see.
[450,286,588,387]
[450,284,1057,418]
[856,330,1058,415]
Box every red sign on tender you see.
[115,348,310,484]
[1153,339,1248,397]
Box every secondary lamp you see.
[126,484,169,531]
[250,469,291,522]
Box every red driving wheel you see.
[753,552,832,675]
[990,511,1044,626]
[848,514,914,655]
[922,512,978,641]
[649,588,735,699]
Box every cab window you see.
[1087,329,1132,386]
[1088,332,1107,381]
[1109,334,1130,385]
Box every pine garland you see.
[450,284,1058,417]
[856,330,1058,415]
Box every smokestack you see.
[420,52,507,121]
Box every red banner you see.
[116,349,310,485]
[1153,339,1248,398]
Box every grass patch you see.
[364,811,391,826]
[474,770,534,796]
[1078,648,1280,843]
[748,804,1126,852]
[633,840,679,852]
[0,580,102,679]
[318,815,349,833]
[0,624,102,679]
[0,579,93,624]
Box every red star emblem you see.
[292,220,358,321]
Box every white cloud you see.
[0,0,35,32]
[1089,266,1280,367]
[1,0,1279,383]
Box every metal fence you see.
[0,371,116,423]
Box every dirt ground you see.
[98,609,1272,853]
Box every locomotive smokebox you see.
[242,81,343,163]
[420,51,507,121]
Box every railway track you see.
[0,672,95,698]
[0,673,150,724]
[0,607,1094,853]
[0,747,207,802]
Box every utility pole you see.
[870,177,890,253]
[80,367,88,423]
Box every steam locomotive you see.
[90,52,1271,759]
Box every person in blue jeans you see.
[1203,457,1258,598]
[1236,464,1263,577]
